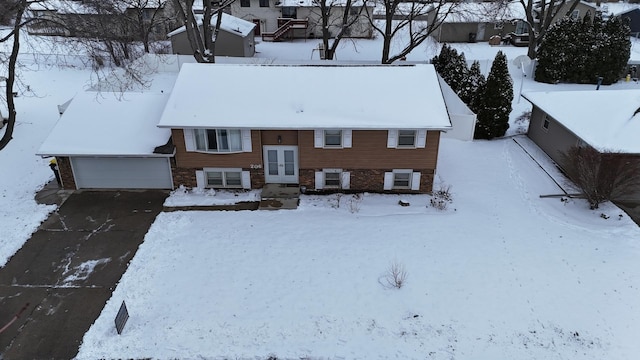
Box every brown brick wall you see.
[57,156,77,190]
[261,130,298,145]
[171,163,265,190]
[172,129,263,168]
[300,168,435,193]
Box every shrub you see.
[380,260,408,289]
[430,184,453,210]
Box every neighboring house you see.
[602,3,640,36]
[38,64,453,193]
[227,0,373,40]
[37,91,175,190]
[27,0,176,39]
[524,90,640,199]
[428,2,524,43]
[158,64,451,193]
[168,13,256,57]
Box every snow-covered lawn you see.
[75,138,640,359]
[2,32,640,359]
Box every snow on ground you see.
[2,30,640,359]
[76,137,640,359]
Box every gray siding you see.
[170,28,255,57]
[433,22,517,43]
[527,106,581,168]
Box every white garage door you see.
[71,157,172,189]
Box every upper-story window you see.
[324,130,342,147]
[240,0,250,7]
[397,130,416,147]
[314,129,352,148]
[194,129,242,152]
[259,0,269,7]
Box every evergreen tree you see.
[432,44,468,94]
[601,15,631,84]
[535,17,574,83]
[474,51,513,140]
[458,60,486,109]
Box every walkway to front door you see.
[263,145,298,184]
[259,184,300,210]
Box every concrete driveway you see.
[0,190,167,359]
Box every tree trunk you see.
[0,1,24,151]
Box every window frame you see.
[204,168,243,189]
[397,130,417,148]
[570,9,580,20]
[323,168,342,188]
[194,129,243,153]
[392,170,412,189]
[240,0,251,7]
[542,115,550,132]
[259,0,269,7]
[324,129,343,148]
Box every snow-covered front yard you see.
[2,32,640,359]
[75,139,640,359]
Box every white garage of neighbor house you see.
[37,91,174,190]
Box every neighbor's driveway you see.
[0,191,166,359]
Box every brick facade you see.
[56,156,77,190]
[300,168,435,193]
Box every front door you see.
[263,146,298,184]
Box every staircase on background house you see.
[259,183,300,210]
[261,18,308,41]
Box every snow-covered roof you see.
[158,64,452,130]
[435,2,525,23]
[601,2,640,16]
[167,13,255,38]
[37,91,171,156]
[523,90,640,154]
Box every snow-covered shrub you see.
[380,260,408,289]
[430,184,453,211]
[348,194,362,213]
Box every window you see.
[324,170,341,188]
[494,22,504,30]
[240,0,250,6]
[194,129,242,152]
[515,20,527,35]
[205,170,242,188]
[542,116,550,131]
[259,0,269,7]
[570,10,580,20]
[397,130,416,147]
[281,6,296,17]
[324,130,342,147]
[393,172,411,188]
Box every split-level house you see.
[37,63,453,193]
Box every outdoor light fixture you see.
[277,135,282,144]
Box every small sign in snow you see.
[115,301,129,335]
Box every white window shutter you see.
[184,129,196,151]
[241,171,251,189]
[387,130,397,148]
[416,129,427,148]
[195,170,205,189]
[314,130,323,148]
[341,171,350,190]
[315,171,324,189]
[241,129,252,152]
[383,172,393,190]
[343,130,352,148]
[411,172,421,191]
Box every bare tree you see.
[364,0,461,64]
[312,0,368,60]
[560,145,640,209]
[0,0,27,151]
[170,0,236,63]
[512,0,580,59]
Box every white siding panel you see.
[411,172,421,191]
[241,170,251,189]
[184,129,196,151]
[416,129,427,148]
[343,129,352,148]
[196,170,205,189]
[315,171,324,189]
[383,172,393,190]
[314,130,323,148]
[241,129,252,152]
[341,171,350,190]
[387,130,397,148]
